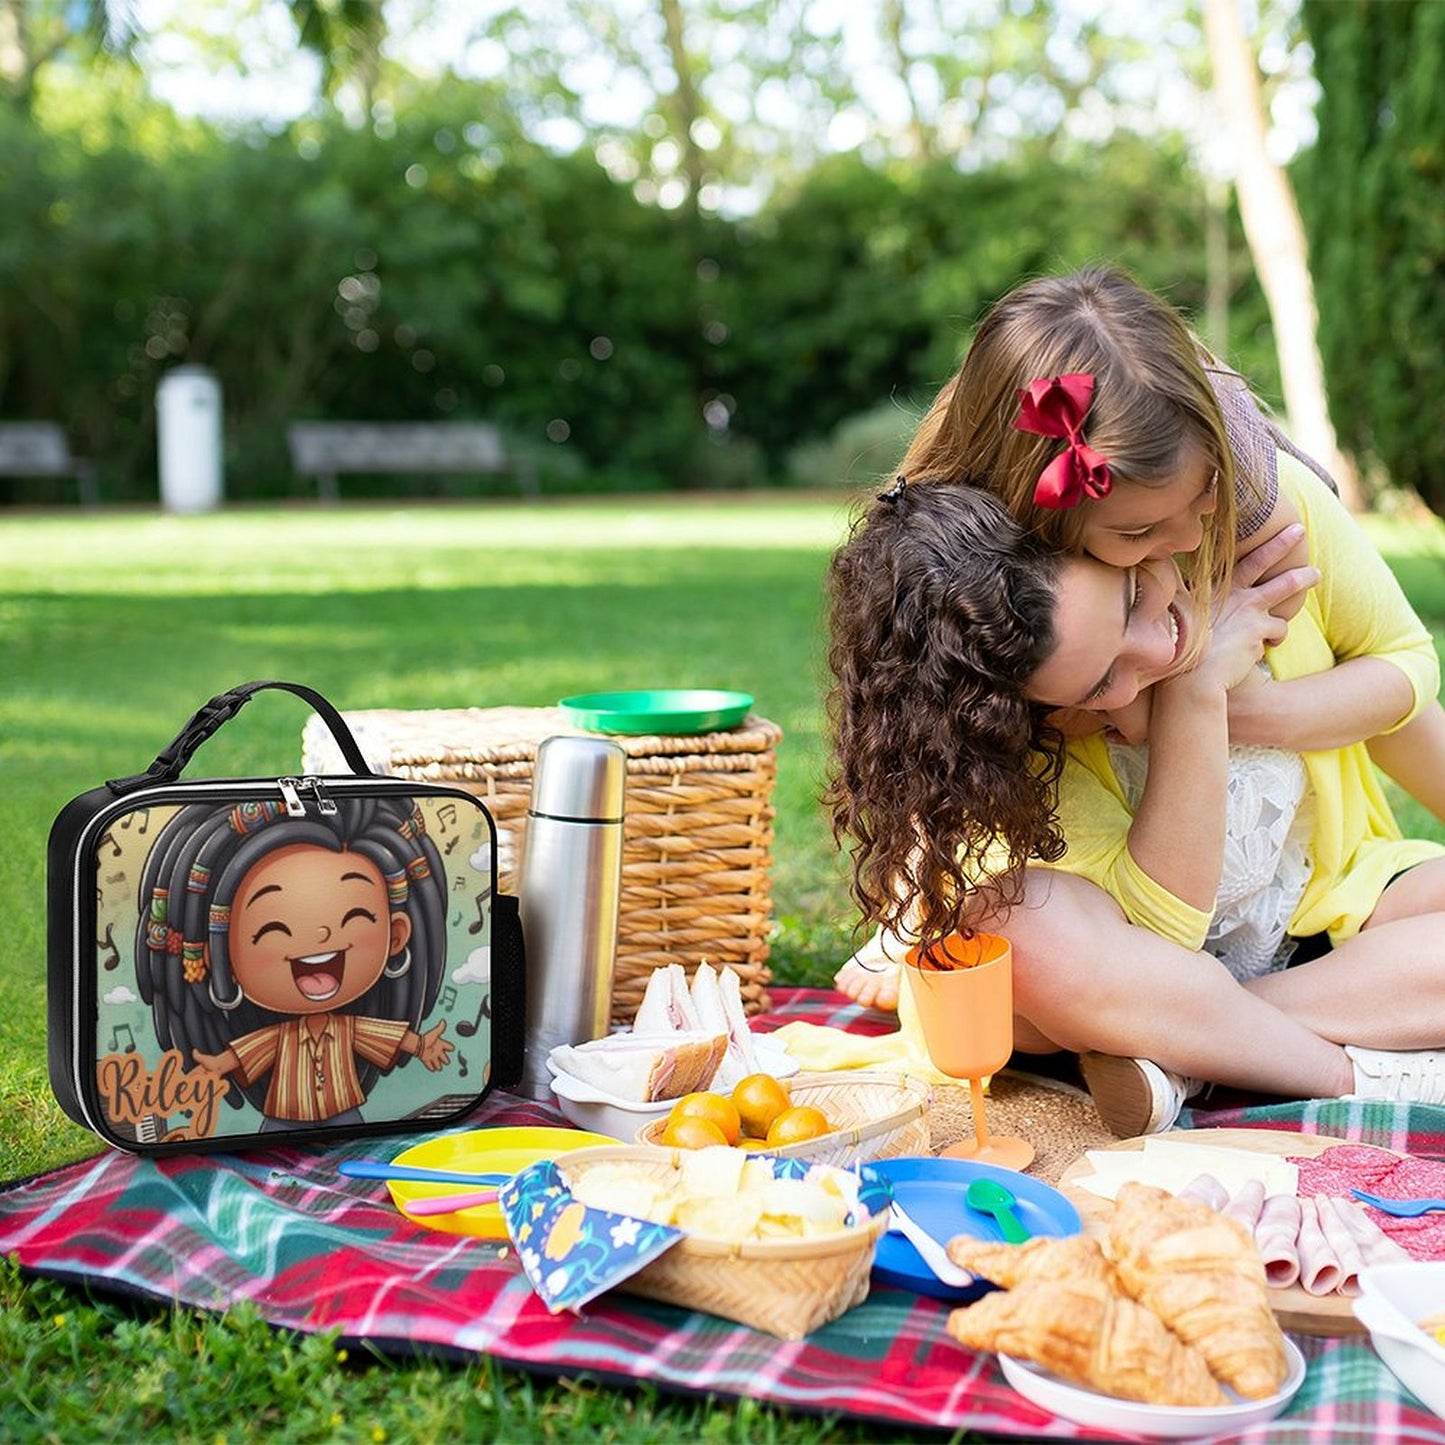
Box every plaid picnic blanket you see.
[5,988,1445,1442]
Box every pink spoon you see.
[402,1187,501,1217]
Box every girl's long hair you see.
[825,483,1067,950]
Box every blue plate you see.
[864,1156,1082,1303]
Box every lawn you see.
[3,495,1445,1443]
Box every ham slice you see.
[1309,1194,1365,1295]
[1178,1173,1231,1212]
[1336,1196,1411,1269]
[1296,1195,1345,1296]
[1254,1194,1303,1290]
[1221,1177,1267,1234]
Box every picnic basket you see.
[300,704,781,1024]
[636,1071,933,1165]
[557,1144,889,1339]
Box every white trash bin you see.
[157,365,223,513]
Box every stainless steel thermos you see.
[517,734,627,1099]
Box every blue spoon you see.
[340,1160,509,1187]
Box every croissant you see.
[946,1275,1226,1408]
[1108,1181,1289,1399]
[944,1232,1112,1288]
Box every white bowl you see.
[1355,1262,1445,1418]
[548,1069,675,1143]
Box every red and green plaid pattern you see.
[6,988,1444,1441]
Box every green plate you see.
[558,688,754,735]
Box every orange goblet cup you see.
[903,932,1034,1170]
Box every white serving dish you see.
[1355,1262,1445,1418]
[999,1338,1305,1438]
[548,1070,675,1142]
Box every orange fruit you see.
[667,1091,741,1146]
[765,1104,831,1146]
[731,1073,791,1139]
[659,1115,729,1150]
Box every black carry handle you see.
[106,680,376,793]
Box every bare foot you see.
[833,931,902,1011]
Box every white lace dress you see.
[1106,740,1315,982]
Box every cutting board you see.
[1057,1127,1374,1338]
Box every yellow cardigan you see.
[1042,459,1445,949]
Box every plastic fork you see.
[1351,1188,1445,1217]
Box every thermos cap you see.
[529,734,627,821]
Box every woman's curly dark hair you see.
[825,482,1068,952]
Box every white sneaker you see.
[1079,1053,1203,1138]
[1345,1045,1445,1104]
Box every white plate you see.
[998,1337,1306,1439]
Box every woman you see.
[805,469,1445,1133]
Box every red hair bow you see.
[1013,372,1112,509]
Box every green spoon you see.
[965,1177,1032,1244]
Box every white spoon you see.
[887,1202,975,1289]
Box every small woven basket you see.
[301,704,781,1023]
[637,1070,933,1166]
[558,1144,888,1339]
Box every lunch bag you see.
[46,680,525,1155]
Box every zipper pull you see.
[278,777,307,817]
[302,775,338,815]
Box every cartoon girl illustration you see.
[136,794,454,1132]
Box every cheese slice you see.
[1076,1135,1299,1202]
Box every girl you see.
[834,265,1445,1012]
[137,794,454,1132]
[810,476,1445,1133]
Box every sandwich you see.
[635,962,760,1092]
[549,1031,728,1103]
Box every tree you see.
[0,0,138,113]
[1201,0,1359,507]
[1298,0,1445,512]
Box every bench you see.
[0,423,98,506]
[286,421,538,502]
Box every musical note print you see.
[456,996,490,1038]
[120,808,150,837]
[468,887,494,935]
[99,922,120,971]
[105,871,126,886]
[444,834,460,856]
[439,985,458,1012]
[438,803,458,832]
[99,829,122,858]
[107,1023,137,1053]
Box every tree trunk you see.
[1201,0,1363,509]
[658,0,705,224]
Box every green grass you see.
[0,496,941,1445]
[4,495,1445,1443]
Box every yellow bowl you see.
[387,1126,616,1238]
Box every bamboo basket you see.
[301,704,781,1023]
[637,1071,933,1166]
[557,1144,888,1339]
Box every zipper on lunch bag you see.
[278,776,338,816]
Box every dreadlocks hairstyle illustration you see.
[135,794,454,1129]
